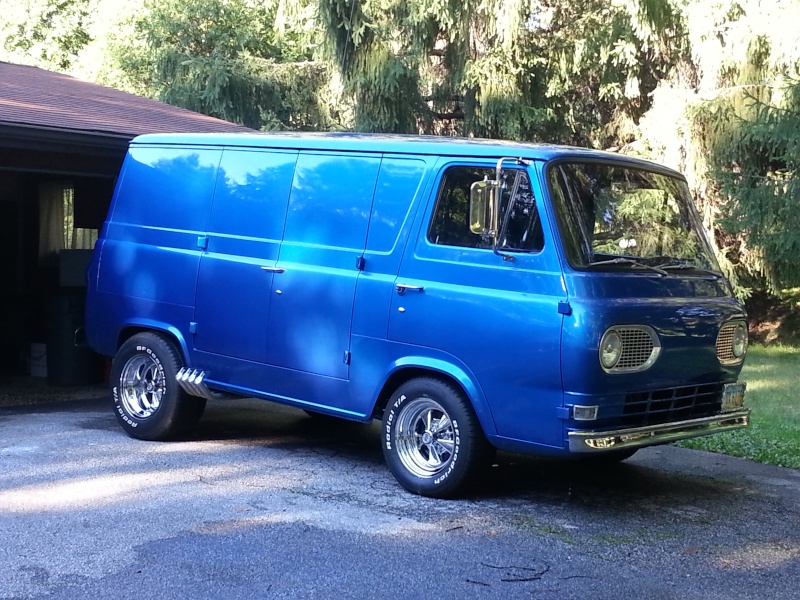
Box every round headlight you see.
[732,323,748,358]
[599,330,623,369]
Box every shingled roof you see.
[0,61,252,137]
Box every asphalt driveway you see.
[1,394,798,599]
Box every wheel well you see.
[372,367,471,419]
[116,327,183,360]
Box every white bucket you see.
[30,343,47,378]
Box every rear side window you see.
[284,153,380,250]
[211,149,297,241]
[367,157,428,254]
[113,146,221,232]
[427,166,544,252]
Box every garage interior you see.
[0,61,249,387]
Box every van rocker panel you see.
[190,336,501,434]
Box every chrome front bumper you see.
[567,409,751,453]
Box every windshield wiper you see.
[659,262,721,279]
[588,257,668,276]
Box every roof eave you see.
[0,121,131,155]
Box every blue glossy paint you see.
[98,146,221,307]
[558,272,745,440]
[264,152,381,380]
[352,156,433,340]
[86,145,221,357]
[194,149,297,363]
[85,133,748,457]
[387,158,566,448]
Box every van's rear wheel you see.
[111,332,205,441]
[382,378,492,498]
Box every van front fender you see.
[383,356,498,437]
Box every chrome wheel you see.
[111,333,206,440]
[119,354,165,420]
[383,378,492,497]
[395,398,455,478]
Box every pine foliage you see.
[639,0,800,295]
[314,0,683,141]
[110,0,335,130]
[704,76,800,292]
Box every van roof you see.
[131,132,680,175]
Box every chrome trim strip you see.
[567,409,750,452]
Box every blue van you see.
[85,133,749,497]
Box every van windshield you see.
[548,162,721,275]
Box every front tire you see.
[382,378,492,498]
[111,332,205,441]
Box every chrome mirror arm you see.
[492,157,532,262]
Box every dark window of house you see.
[428,166,544,252]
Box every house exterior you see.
[0,61,252,384]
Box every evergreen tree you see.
[4,0,799,300]
[696,3,800,293]
[316,0,683,143]
[110,0,336,130]
[638,0,800,295]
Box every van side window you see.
[428,166,544,252]
[212,150,297,242]
[115,147,221,231]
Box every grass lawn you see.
[678,345,800,469]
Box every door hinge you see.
[558,301,572,316]
[197,235,209,250]
[355,256,366,271]
[343,351,351,365]
[189,322,198,334]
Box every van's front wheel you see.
[111,332,205,441]
[382,378,491,498]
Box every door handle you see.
[396,283,424,295]
[261,266,285,273]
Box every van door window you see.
[392,165,561,448]
[428,166,544,252]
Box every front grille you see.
[716,323,738,363]
[622,383,723,427]
[617,328,656,370]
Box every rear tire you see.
[111,332,205,441]
[382,377,492,498]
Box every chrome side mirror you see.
[469,179,497,238]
